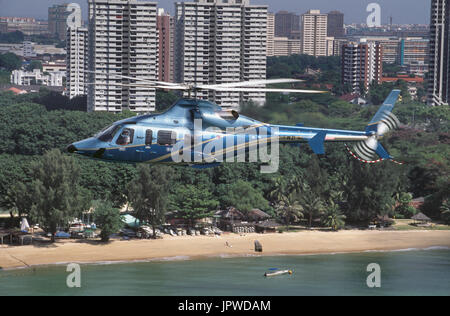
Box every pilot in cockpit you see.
[117,129,131,146]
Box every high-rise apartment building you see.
[327,11,344,38]
[399,38,429,66]
[301,10,328,57]
[157,8,174,83]
[48,4,71,40]
[267,13,275,56]
[275,11,300,38]
[174,0,267,109]
[272,37,301,56]
[66,27,88,99]
[428,0,449,106]
[87,0,158,113]
[66,3,88,99]
[342,39,383,94]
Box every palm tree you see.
[322,201,346,231]
[298,186,325,228]
[268,177,287,204]
[275,192,304,230]
[440,200,450,224]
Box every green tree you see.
[156,90,179,112]
[321,201,346,231]
[6,182,33,219]
[92,200,123,242]
[170,184,219,227]
[299,185,326,228]
[344,162,403,223]
[0,31,24,43]
[26,60,42,71]
[268,177,288,203]
[28,149,89,242]
[0,52,22,72]
[217,180,269,213]
[394,192,417,219]
[127,165,174,238]
[275,192,304,229]
[440,200,450,224]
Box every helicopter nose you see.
[67,144,78,153]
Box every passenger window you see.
[145,129,153,146]
[116,128,135,146]
[157,130,176,145]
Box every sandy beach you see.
[1,230,450,270]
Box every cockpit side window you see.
[116,128,135,146]
[96,125,121,142]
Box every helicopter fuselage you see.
[68,98,369,166]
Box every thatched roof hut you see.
[215,207,245,221]
[247,209,271,222]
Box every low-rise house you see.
[339,93,368,105]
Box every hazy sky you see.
[0,0,430,25]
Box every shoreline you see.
[3,245,450,272]
[1,230,450,271]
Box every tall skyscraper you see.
[275,11,300,38]
[428,0,449,106]
[342,39,383,94]
[327,11,344,38]
[66,3,88,99]
[174,0,267,109]
[157,8,174,83]
[67,27,88,98]
[48,4,71,40]
[87,0,158,113]
[267,13,275,56]
[301,10,328,57]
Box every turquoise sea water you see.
[0,248,449,296]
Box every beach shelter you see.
[411,212,431,224]
[247,209,271,222]
[122,214,142,228]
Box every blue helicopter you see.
[67,75,401,169]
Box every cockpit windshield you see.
[95,125,121,142]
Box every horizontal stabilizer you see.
[308,131,327,154]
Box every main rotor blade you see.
[210,87,327,94]
[202,78,304,89]
[86,82,189,90]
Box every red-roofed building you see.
[381,75,424,84]
[7,87,27,95]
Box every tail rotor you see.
[350,90,402,163]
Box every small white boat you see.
[264,270,293,277]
